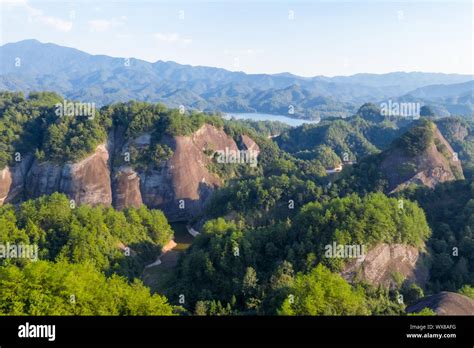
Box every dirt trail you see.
[145,240,177,269]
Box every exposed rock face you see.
[0,124,258,221]
[139,124,240,220]
[5,155,35,203]
[25,161,62,199]
[24,144,112,206]
[381,124,463,193]
[0,167,12,205]
[113,166,143,210]
[342,243,429,288]
[407,292,474,315]
[240,134,260,154]
[61,144,112,206]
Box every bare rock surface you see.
[240,134,260,154]
[0,167,12,206]
[342,243,429,288]
[60,144,112,206]
[0,124,257,221]
[23,144,112,206]
[113,166,143,209]
[407,292,474,315]
[381,124,463,193]
[140,124,240,220]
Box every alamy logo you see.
[18,322,56,341]
[55,99,96,119]
[380,100,420,118]
[324,242,366,261]
[0,243,38,261]
[215,147,258,167]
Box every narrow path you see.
[145,239,177,269]
[144,224,200,269]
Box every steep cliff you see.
[0,155,35,205]
[113,166,143,210]
[342,243,429,288]
[343,120,464,194]
[407,292,474,315]
[136,124,245,220]
[61,144,112,206]
[382,122,463,192]
[0,144,112,207]
[0,124,259,221]
[0,167,11,206]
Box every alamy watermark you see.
[380,100,420,118]
[55,99,96,120]
[0,243,38,261]
[215,147,258,167]
[324,242,366,261]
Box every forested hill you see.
[275,103,414,162]
[2,93,472,222]
[1,91,474,316]
[0,91,276,221]
[338,119,465,195]
[276,103,474,179]
[1,40,473,119]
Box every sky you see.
[0,0,472,77]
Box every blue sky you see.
[1,0,472,76]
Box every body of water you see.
[224,112,319,127]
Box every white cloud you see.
[1,0,73,32]
[153,32,192,46]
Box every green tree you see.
[278,264,369,315]
[0,261,175,315]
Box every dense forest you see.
[0,193,177,314]
[0,91,473,316]
[167,193,430,315]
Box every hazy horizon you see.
[1,0,472,77]
[2,38,473,79]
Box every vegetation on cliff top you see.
[167,192,430,314]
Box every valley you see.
[1,1,473,345]
[0,89,473,316]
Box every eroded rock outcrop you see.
[407,292,474,315]
[0,124,258,221]
[342,243,429,288]
[0,155,35,206]
[0,167,12,206]
[240,134,260,154]
[23,144,112,206]
[380,122,463,193]
[60,144,112,206]
[113,166,143,210]
[138,124,241,220]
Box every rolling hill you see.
[1,39,472,119]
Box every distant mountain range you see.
[0,39,472,119]
[398,80,474,116]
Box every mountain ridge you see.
[1,39,473,119]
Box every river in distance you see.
[223,112,320,127]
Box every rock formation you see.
[407,292,474,315]
[342,243,429,288]
[0,124,260,222]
